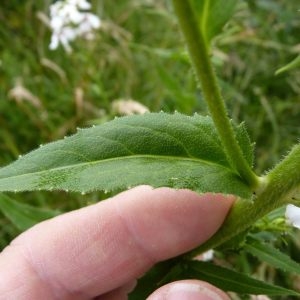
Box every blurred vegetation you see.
[0,0,299,296]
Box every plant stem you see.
[172,0,258,188]
[187,143,300,256]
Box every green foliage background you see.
[0,0,300,296]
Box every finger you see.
[147,280,230,300]
[0,186,234,299]
[94,280,136,300]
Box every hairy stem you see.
[172,0,258,188]
[187,144,300,256]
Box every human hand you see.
[0,186,234,300]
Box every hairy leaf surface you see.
[245,238,300,275]
[190,0,238,46]
[0,113,252,197]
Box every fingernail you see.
[165,283,224,300]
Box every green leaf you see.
[244,237,300,275]
[129,258,180,300]
[275,55,300,75]
[0,193,60,230]
[190,0,238,45]
[180,260,300,296]
[0,113,252,197]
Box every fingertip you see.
[146,280,230,300]
[109,187,235,266]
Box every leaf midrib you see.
[0,154,237,181]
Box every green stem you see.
[172,0,258,188]
[187,144,300,256]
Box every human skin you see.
[0,186,234,300]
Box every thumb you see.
[147,280,230,300]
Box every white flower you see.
[69,0,91,10]
[285,204,300,229]
[193,249,214,262]
[50,16,64,31]
[201,249,214,261]
[49,0,101,52]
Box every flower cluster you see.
[49,0,101,52]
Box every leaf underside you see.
[0,113,253,197]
